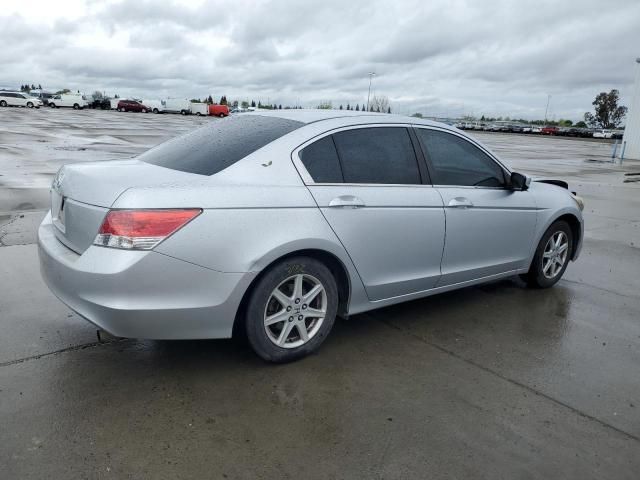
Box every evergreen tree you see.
[31,84,36,90]
[346,103,350,110]
[362,104,366,111]
[387,107,391,114]
[207,95,213,104]
[355,104,360,111]
[251,100,256,107]
[38,84,42,90]
[279,104,282,109]
[339,104,343,110]
[258,101,262,108]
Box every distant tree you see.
[279,104,282,109]
[316,101,332,109]
[584,89,627,128]
[411,113,423,118]
[189,98,201,103]
[574,120,587,128]
[258,101,262,108]
[31,84,36,90]
[233,100,239,108]
[362,104,365,111]
[355,104,360,111]
[558,119,573,127]
[346,103,350,110]
[251,100,256,107]
[387,107,391,114]
[339,104,343,110]
[114,93,119,98]
[38,84,42,90]
[241,101,249,109]
[92,90,103,100]
[55,89,71,95]
[480,115,485,121]
[207,95,213,104]
[219,95,227,105]
[376,107,380,112]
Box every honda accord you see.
[38,111,584,362]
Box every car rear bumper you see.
[38,212,254,339]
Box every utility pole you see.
[366,72,376,112]
[544,94,551,125]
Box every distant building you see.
[622,58,640,159]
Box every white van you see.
[48,93,90,109]
[142,99,165,114]
[162,98,191,115]
[0,91,43,108]
[190,103,208,116]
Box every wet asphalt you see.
[1,108,640,479]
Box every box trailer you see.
[190,103,209,116]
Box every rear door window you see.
[141,115,303,176]
[332,127,421,184]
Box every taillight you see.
[94,209,202,250]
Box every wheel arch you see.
[555,213,582,261]
[232,248,352,338]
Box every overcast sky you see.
[1,0,639,120]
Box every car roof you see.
[244,108,456,131]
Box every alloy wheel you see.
[263,274,327,349]
[542,231,569,279]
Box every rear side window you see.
[416,129,506,187]
[299,136,343,183]
[141,115,303,176]
[332,127,420,184]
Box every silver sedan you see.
[38,111,584,362]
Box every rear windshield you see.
[140,115,303,175]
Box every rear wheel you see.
[180,110,187,115]
[0,100,7,107]
[152,108,159,114]
[73,103,79,110]
[522,221,572,288]
[245,257,338,362]
[49,103,57,108]
[141,108,147,113]
[218,113,225,118]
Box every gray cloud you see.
[1,0,639,120]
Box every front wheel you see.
[49,103,57,108]
[218,113,225,118]
[27,101,34,108]
[245,257,338,362]
[522,221,573,288]
[152,108,159,114]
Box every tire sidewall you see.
[245,257,338,362]
[528,220,573,288]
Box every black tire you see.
[0,100,7,107]
[153,108,159,114]
[141,108,147,113]
[218,113,225,118]
[245,256,338,363]
[73,104,79,110]
[522,220,573,288]
[49,103,57,108]
[27,101,34,108]
[180,110,187,115]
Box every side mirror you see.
[510,172,530,191]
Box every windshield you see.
[140,115,303,176]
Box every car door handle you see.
[448,197,474,208]
[328,195,365,209]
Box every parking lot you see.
[1,108,640,479]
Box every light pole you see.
[366,72,376,112]
[544,94,551,125]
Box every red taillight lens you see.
[94,209,202,250]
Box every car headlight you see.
[570,192,584,211]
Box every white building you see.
[622,58,640,160]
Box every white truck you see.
[189,103,208,116]
[142,99,165,114]
[162,98,191,115]
[48,93,89,109]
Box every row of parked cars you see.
[454,121,623,139]
[0,90,230,117]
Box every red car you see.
[117,100,150,113]
[541,126,559,135]
[208,104,229,117]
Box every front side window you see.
[416,129,506,187]
[332,127,421,184]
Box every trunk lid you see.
[50,159,196,253]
